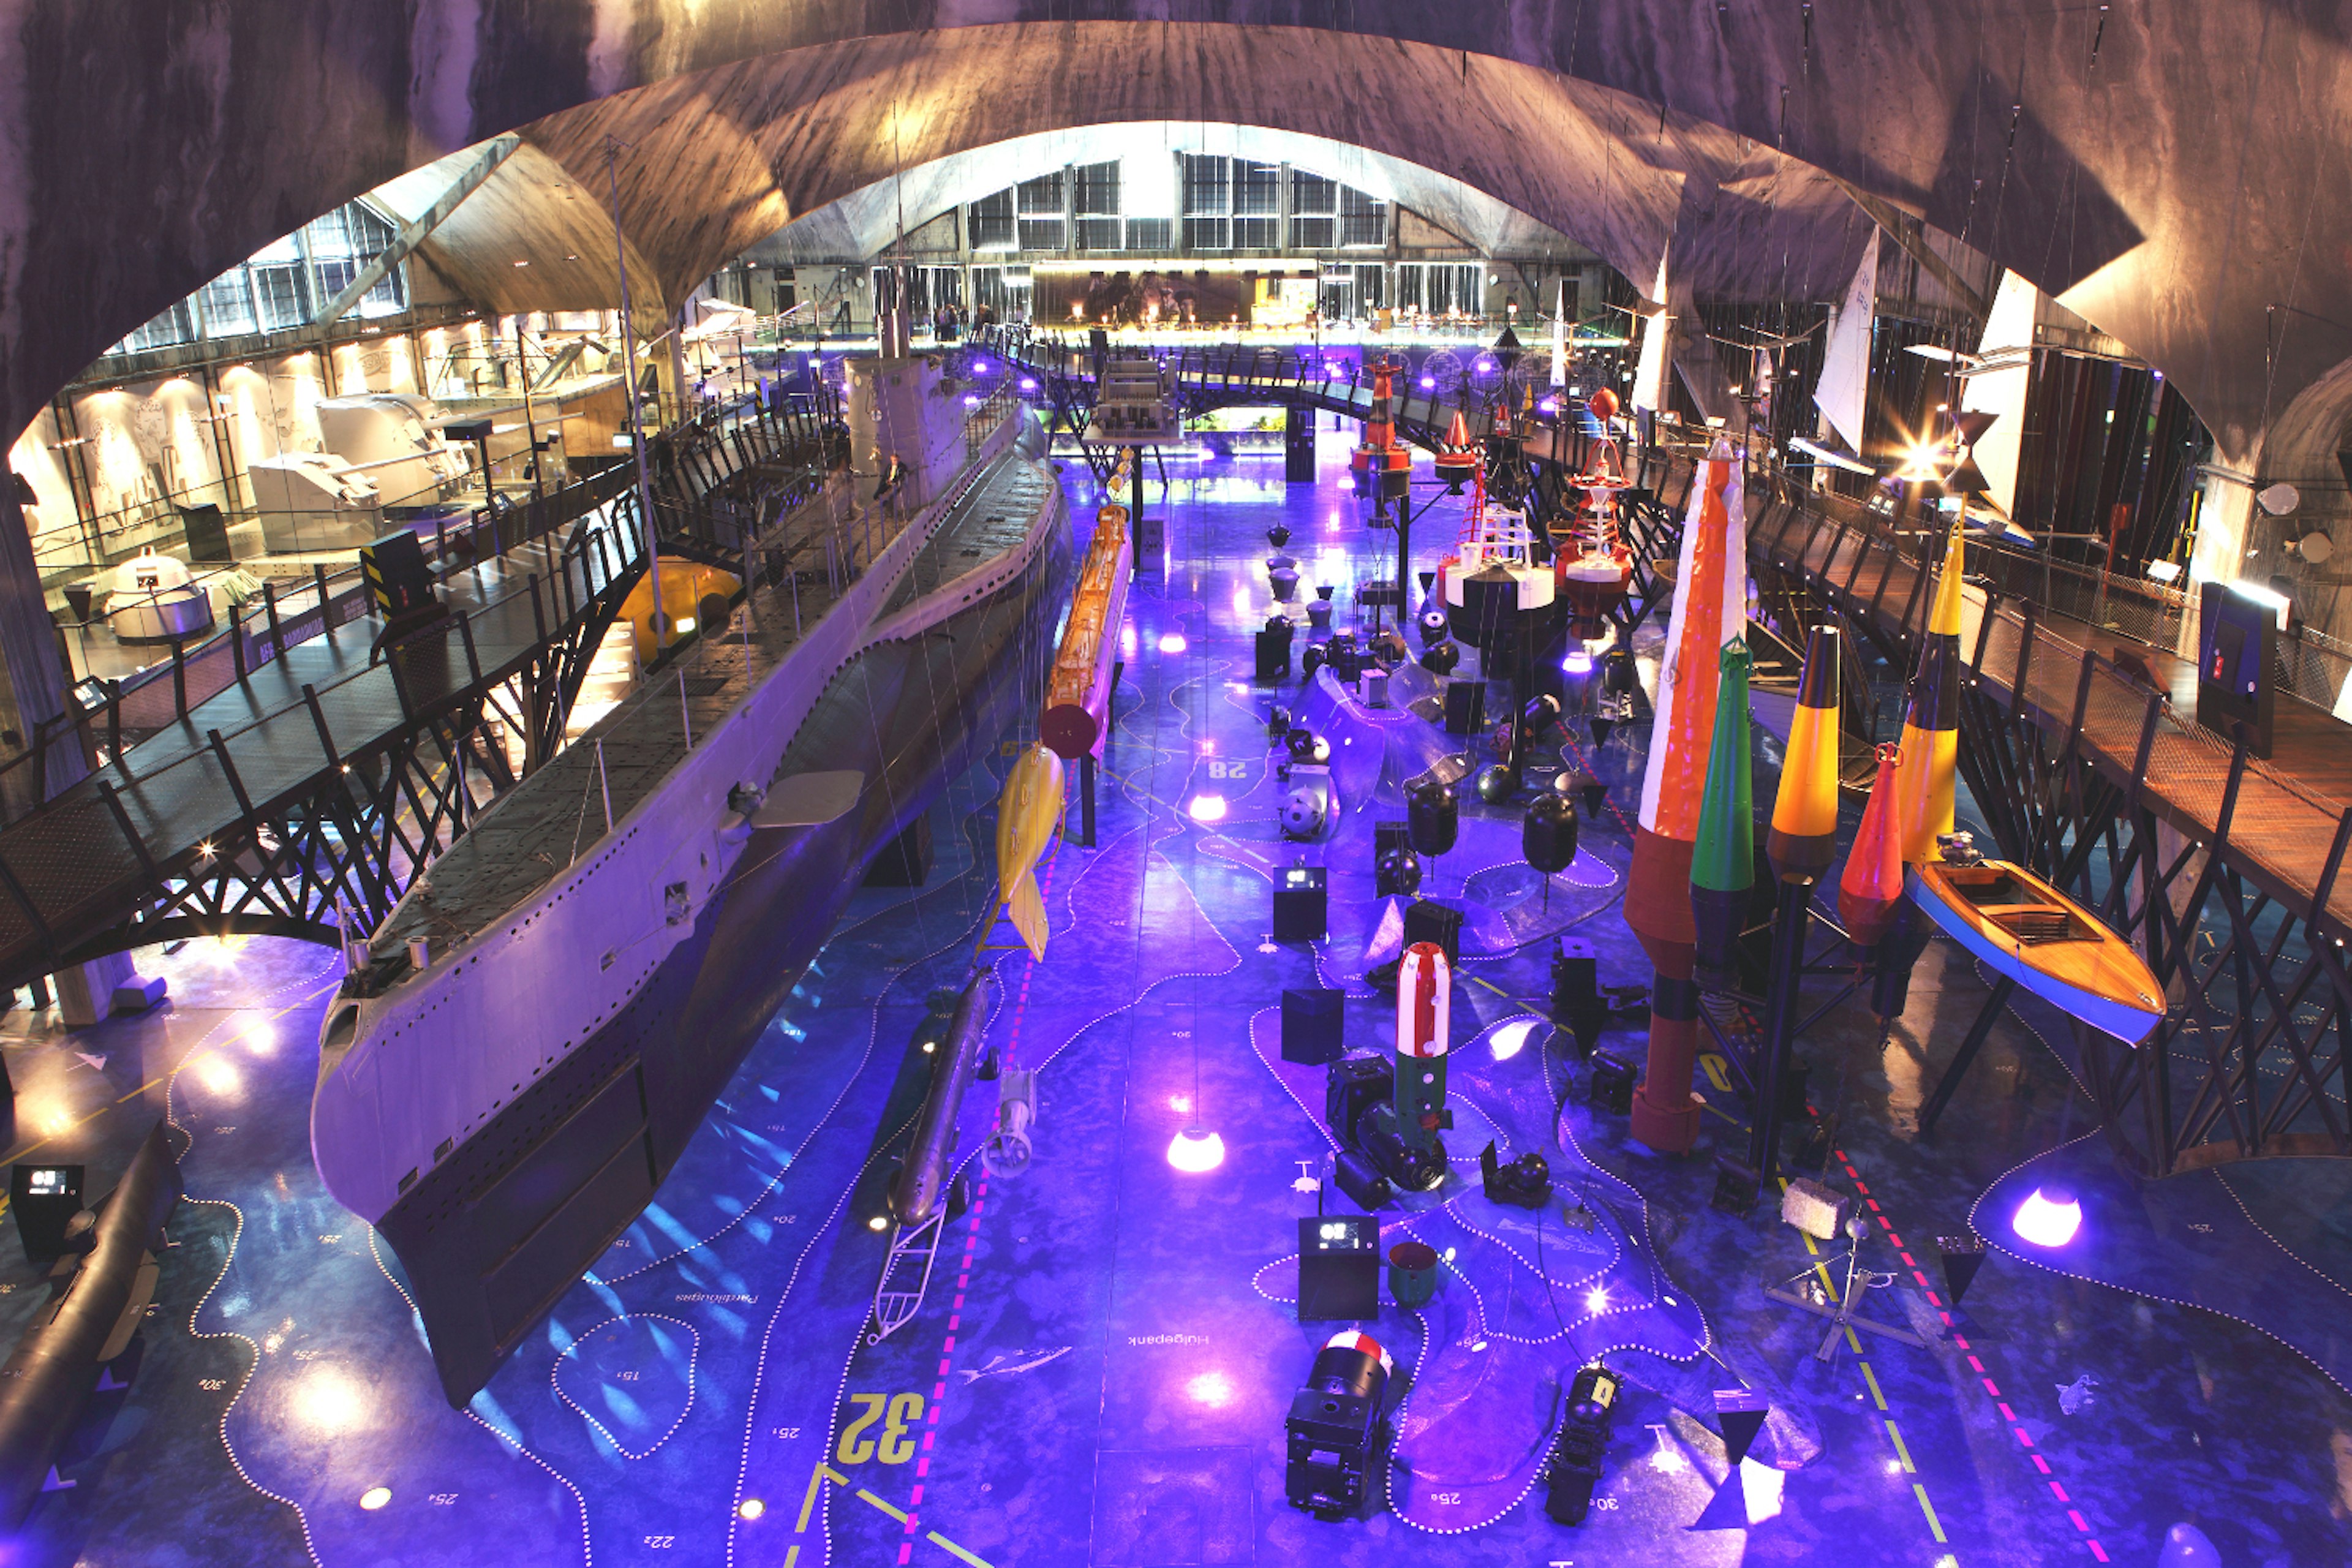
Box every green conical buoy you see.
[1689,638,1754,985]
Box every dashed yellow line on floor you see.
[1914,1482,1949,1542]
[927,1531,994,1568]
[1886,1420,1917,1473]
[794,1460,996,1567]
[1776,1178,1952,1550]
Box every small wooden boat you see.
[1908,838,2164,1044]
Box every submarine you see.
[311,361,1072,1402]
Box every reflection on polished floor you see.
[0,441,2347,1568]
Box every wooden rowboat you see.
[1909,853,2165,1044]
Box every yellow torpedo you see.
[996,743,1066,959]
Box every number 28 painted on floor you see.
[837,1392,925,1464]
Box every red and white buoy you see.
[1394,941,1452,1159]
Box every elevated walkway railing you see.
[0,386,837,986]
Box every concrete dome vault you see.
[4,1,2350,472]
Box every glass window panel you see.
[1291,172,1336,216]
[313,257,360,301]
[1340,186,1387,247]
[1016,217,1065,251]
[1182,216,1229,250]
[1016,173,1064,215]
[347,200,398,252]
[1396,264,1423,310]
[1355,264,1387,309]
[1125,217,1172,252]
[1457,265,1483,315]
[305,208,356,260]
[1290,216,1335,249]
[1076,217,1122,251]
[971,265,1002,316]
[984,263,1033,320]
[1234,161,1281,216]
[116,300,197,354]
[970,190,1016,249]
[1232,215,1278,248]
[251,263,310,330]
[1072,162,1120,216]
[200,269,258,337]
[1182,155,1229,216]
[359,265,405,317]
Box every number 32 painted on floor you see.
[837,1392,925,1464]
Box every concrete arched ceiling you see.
[736,123,1598,266]
[500,34,1875,324]
[2,1,2346,465]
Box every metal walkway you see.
[0,394,839,990]
[989,331,1536,461]
[1746,464,2352,1175]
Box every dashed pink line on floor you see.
[894,856,1052,1564]
[1834,1148,2113,1561]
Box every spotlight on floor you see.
[1158,632,1187,654]
[866,1215,890,1232]
[2011,1184,2082,1248]
[360,1488,392,1512]
[737,1499,766,1521]
[1167,1127,1226,1172]
[1187,794,1228,823]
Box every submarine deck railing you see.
[369,390,1023,958]
[0,388,829,987]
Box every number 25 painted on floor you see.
[837,1392,925,1464]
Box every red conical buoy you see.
[1839,742,1907,951]
[1434,409,1479,491]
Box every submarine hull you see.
[372,515,1071,1404]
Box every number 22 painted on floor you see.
[836,1392,925,1464]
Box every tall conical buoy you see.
[1690,639,1755,987]
[1434,409,1479,490]
[1767,625,1842,881]
[1894,514,1967,864]
[1627,438,1747,1154]
[1839,742,1906,951]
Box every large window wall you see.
[1394,263,1485,319]
[108,198,409,355]
[974,154,1389,257]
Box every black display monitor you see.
[10,1163,83,1261]
[2196,581,2279,758]
[1297,1213,1381,1321]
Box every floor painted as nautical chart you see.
[0,430,2348,1567]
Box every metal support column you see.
[1749,873,1817,1182]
